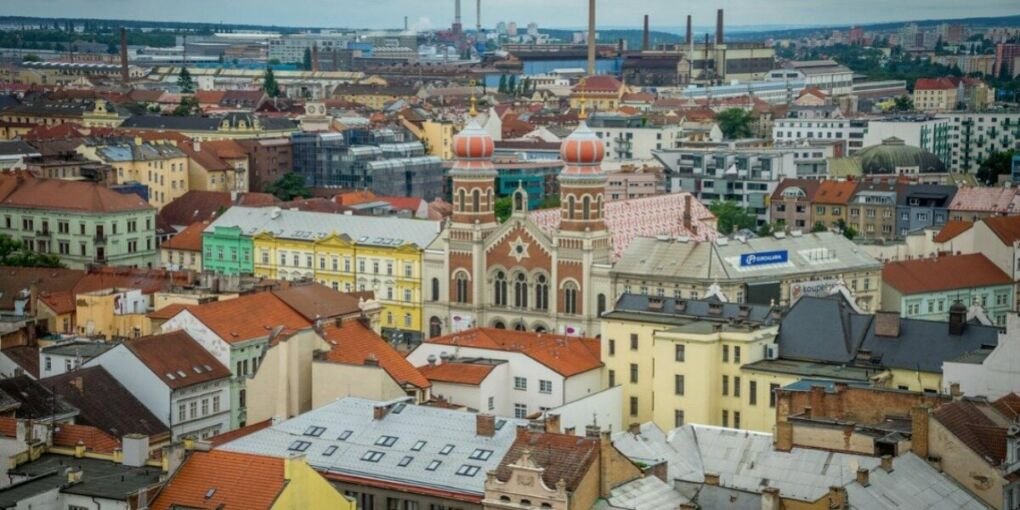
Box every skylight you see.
[411,440,426,451]
[456,464,481,477]
[439,444,454,455]
[468,449,493,461]
[375,435,398,447]
[288,440,311,452]
[361,450,385,463]
[398,456,413,467]
[323,446,338,457]
[337,430,353,441]
[426,460,442,471]
[304,426,326,437]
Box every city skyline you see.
[6,0,1020,31]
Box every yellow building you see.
[78,139,190,210]
[75,288,153,339]
[421,120,456,160]
[569,75,627,112]
[334,84,420,110]
[180,140,250,193]
[235,207,441,343]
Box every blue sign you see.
[740,250,789,267]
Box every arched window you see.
[567,195,576,219]
[493,271,508,306]
[454,272,469,304]
[514,191,524,212]
[513,322,527,331]
[457,189,466,213]
[596,195,603,219]
[535,274,549,311]
[431,278,440,302]
[487,189,494,213]
[493,320,506,329]
[597,293,607,316]
[514,273,529,309]
[472,189,481,213]
[582,195,591,220]
[429,317,442,338]
[564,281,579,315]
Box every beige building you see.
[180,140,250,193]
[160,221,207,272]
[78,139,190,210]
[913,78,959,113]
[245,328,328,423]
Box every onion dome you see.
[453,120,494,160]
[560,122,605,165]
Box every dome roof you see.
[857,137,946,174]
[453,120,494,159]
[560,122,604,165]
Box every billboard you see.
[790,279,843,303]
[739,250,789,267]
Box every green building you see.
[202,224,253,275]
[0,174,157,269]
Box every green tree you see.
[172,96,199,116]
[262,67,281,98]
[265,172,311,201]
[835,219,858,240]
[302,48,312,71]
[498,74,507,94]
[893,95,914,112]
[268,58,281,66]
[21,53,40,62]
[976,149,1016,185]
[708,200,756,235]
[177,67,195,93]
[756,222,774,237]
[494,196,513,222]
[811,221,828,233]
[715,108,754,139]
[507,75,517,96]
[0,234,63,268]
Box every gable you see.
[485,223,554,272]
[161,310,232,368]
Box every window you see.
[722,375,729,396]
[456,465,481,477]
[722,345,729,362]
[376,435,398,447]
[674,410,685,428]
[487,397,494,411]
[514,273,528,308]
[629,363,638,383]
[361,450,385,462]
[629,396,638,416]
[749,381,757,406]
[398,456,414,467]
[734,346,741,363]
[608,369,615,386]
[722,410,729,427]
[674,374,685,395]
[411,440,426,451]
[426,460,442,471]
[563,282,578,314]
[608,339,615,356]
[178,403,186,422]
[514,403,527,418]
[288,440,311,452]
[338,430,353,441]
[675,344,685,362]
[769,383,779,408]
[493,271,507,306]
[212,396,220,413]
[535,275,549,310]
[454,272,469,303]
[201,399,209,416]
[469,449,493,460]
[439,444,455,455]
[734,411,741,429]
[431,278,440,301]
[630,334,638,350]
[514,377,527,391]
[189,401,197,419]
[539,380,552,394]
[734,376,741,397]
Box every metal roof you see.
[218,397,526,497]
[205,206,441,249]
[843,453,987,509]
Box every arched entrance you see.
[429,317,442,338]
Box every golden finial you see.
[469,79,478,116]
[578,76,588,121]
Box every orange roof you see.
[425,328,602,377]
[814,180,858,205]
[418,362,496,385]
[73,267,190,296]
[333,189,378,206]
[981,215,1020,245]
[0,173,152,213]
[38,290,75,314]
[161,221,208,252]
[194,90,227,105]
[148,302,193,320]
[882,253,1012,295]
[179,292,311,343]
[124,331,232,389]
[150,450,287,510]
[319,321,430,389]
[573,75,624,93]
[207,419,272,448]
[915,78,958,91]
[933,220,974,243]
[53,423,121,454]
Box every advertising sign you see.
[739,250,789,267]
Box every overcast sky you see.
[6,0,1019,30]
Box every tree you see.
[811,221,828,233]
[0,234,63,268]
[835,219,858,240]
[893,95,914,112]
[302,48,312,71]
[262,67,281,98]
[498,74,507,94]
[715,108,754,139]
[756,222,774,238]
[265,172,311,201]
[21,53,40,62]
[507,75,517,96]
[172,96,199,116]
[177,67,195,93]
[494,196,513,222]
[976,149,1016,185]
[708,200,756,235]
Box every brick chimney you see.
[880,454,894,473]
[476,414,495,437]
[544,414,561,434]
[642,15,650,51]
[910,405,929,458]
[373,405,389,421]
[855,467,870,487]
[827,486,847,510]
[775,421,793,452]
[704,472,720,486]
[761,487,781,510]
[628,422,641,435]
[119,27,129,85]
[683,194,692,230]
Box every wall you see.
[928,418,1004,509]
[171,378,232,440]
[85,345,170,427]
[274,457,356,510]
[547,386,622,437]
[944,315,1020,399]
[311,362,407,409]
[790,421,878,454]
[246,329,326,423]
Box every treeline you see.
[0,28,178,50]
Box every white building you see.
[85,331,232,441]
[772,116,870,154]
[781,60,854,96]
[944,313,1020,400]
[406,328,604,419]
[942,111,1020,174]
[39,340,115,378]
[268,33,351,64]
[587,115,685,162]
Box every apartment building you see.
[945,111,1020,174]
[586,114,684,162]
[78,139,190,210]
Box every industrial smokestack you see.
[686,15,693,46]
[716,9,724,45]
[455,0,462,24]
[587,0,596,75]
[119,27,129,85]
[642,15,650,51]
[404,16,408,31]
[476,0,481,32]
[311,44,319,72]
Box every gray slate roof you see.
[843,453,987,509]
[206,206,441,249]
[218,397,526,497]
[608,294,777,327]
[41,340,115,359]
[0,454,162,506]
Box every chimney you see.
[775,421,793,452]
[704,472,720,486]
[67,466,83,485]
[827,486,847,510]
[642,15,650,51]
[874,312,901,338]
[311,44,319,72]
[716,9,724,45]
[585,424,601,439]
[74,440,86,458]
[803,405,813,419]
[544,414,561,434]
[761,487,781,510]
[948,301,966,335]
[855,467,870,487]
[476,413,496,437]
[71,376,84,394]
[628,422,641,435]
[455,0,462,25]
[910,405,929,458]
[476,0,481,32]
[949,382,962,398]
[686,15,693,46]
[404,16,409,31]
[120,27,129,85]
[587,0,596,76]
[598,430,613,498]
[683,194,692,229]
[373,405,389,421]
[121,433,149,467]
[880,454,894,473]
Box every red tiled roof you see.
[159,190,278,227]
[73,267,190,296]
[38,290,75,315]
[882,253,1012,295]
[271,283,363,321]
[193,90,226,105]
[573,76,624,93]
[124,331,231,389]
[418,362,496,385]
[53,423,121,454]
[207,419,272,448]
[933,399,1008,465]
[147,302,193,320]
[0,173,151,213]
[426,328,602,377]
[770,178,821,201]
[495,430,599,492]
[161,221,208,252]
[150,450,287,510]
[915,78,958,91]
[319,321,430,389]
[948,187,1019,213]
[814,180,858,205]
[933,220,974,243]
[993,393,1020,420]
[378,196,424,212]
[177,292,311,343]
[981,215,1020,245]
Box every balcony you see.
[34,230,51,238]
[93,233,107,244]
